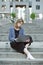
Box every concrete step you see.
[0,20,43,32]
[1,28,43,34]
[0,24,42,31]
[0,48,43,52]
[0,30,43,34]
[0,58,43,65]
[0,22,43,42]
[0,18,12,26]
[0,42,43,52]
[0,23,43,34]
[0,42,43,48]
[25,31,43,34]
[0,34,43,41]
[0,52,43,59]
[0,42,43,65]
[0,22,43,32]
[0,35,8,41]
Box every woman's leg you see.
[25,43,29,49]
[23,44,35,60]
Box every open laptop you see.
[15,35,33,43]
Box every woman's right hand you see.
[14,38,18,41]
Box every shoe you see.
[27,55,35,60]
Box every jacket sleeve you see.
[9,28,15,42]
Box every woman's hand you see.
[14,38,18,41]
[25,39,30,42]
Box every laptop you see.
[15,35,33,43]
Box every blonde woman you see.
[9,19,35,60]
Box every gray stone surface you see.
[0,52,43,59]
[0,42,43,51]
[0,19,43,64]
[0,58,43,65]
[0,19,43,41]
[0,42,43,65]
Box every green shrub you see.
[30,13,35,20]
[10,12,16,19]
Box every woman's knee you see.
[25,44,29,48]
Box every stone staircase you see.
[0,19,43,41]
[0,42,43,65]
[0,19,43,65]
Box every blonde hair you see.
[16,19,24,24]
[14,19,24,28]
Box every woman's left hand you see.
[25,39,30,42]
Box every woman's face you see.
[17,22,23,28]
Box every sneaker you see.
[27,55,35,60]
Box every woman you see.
[9,19,35,60]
